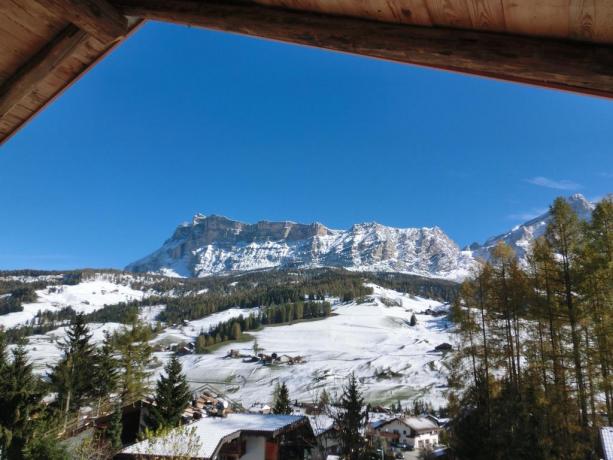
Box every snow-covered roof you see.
[308,414,336,436]
[371,416,439,433]
[601,427,613,460]
[403,416,439,432]
[121,414,307,459]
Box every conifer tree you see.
[318,388,330,412]
[115,322,153,402]
[106,401,123,451]
[447,196,613,459]
[0,344,44,459]
[334,373,368,460]
[91,331,119,415]
[48,314,96,412]
[272,382,292,415]
[147,356,191,430]
[546,198,588,430]
[231,322,241,341]
[410,313,417,326]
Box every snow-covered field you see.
[176,285,453,408]
[20,322,125,372]
[150,307,260,347]
[0,275,148,329]
[16,283,454,409]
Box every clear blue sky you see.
[1,22,612,270]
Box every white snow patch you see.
[0,277,148,329]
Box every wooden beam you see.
[0,25,88,118]
[114,0,613,98]
[33,0,128,44]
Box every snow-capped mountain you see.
[126,214,475,281]
[126,194,599,280]
[468,193,595,264]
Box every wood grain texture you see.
[424,0,473,28]
[466,0,506,31]
[257,0,434,25]
[570,0,595,41]
[0,19,142,143]
[114,0,613,98]
[501,0,569,40]
[32,0,128,43]
[0,0,66,81]
[0,24,87,117]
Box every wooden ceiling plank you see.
[466,0,506,31]
[384,0,433,26]
[0,24,88,119]
[501,0,569,39]
[32,0,128,44]
[113,0,613,98]
[424,0,473,28]
[593,2,613,43]
[570,0,595,41]
[1,0,65,41]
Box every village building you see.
[308,415,341,460]
[117,413,315,460]
[368,416,440,450]
[248,403,272,415]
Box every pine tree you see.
[410,313,417,326]
[115,322,153,402]
[195,335,207,354]
[147,355,191,430]
[91,331,119,415]
[106,401,123,451]
[0,344,44,459]
[334,373,368,460]
[318,388,330,412]
[48,314,96,412]
[272,382,292,415]
[231,322,241,341]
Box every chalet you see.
[117,413,315,460]
[426,415,450,428]
[368,416,440,450]
[248,403,272,415]
[308,415,340,460]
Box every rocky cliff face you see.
[126,194,598,280]
[126,215,474,280]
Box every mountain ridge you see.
[127,215,474,280]
[126,194,598,280]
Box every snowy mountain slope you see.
[20,285,454,408]
[170,285,454,408]
[0,273,150,329]
[467,194,595,265]
[126,215,475,281]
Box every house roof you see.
[403,416,439,432]
[371,416,439,433]
[2,0,613,146]
[308,414,336,436]
[601,427,613,460]
[121,413,309,459]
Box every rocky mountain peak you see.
[126,216,472,280]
